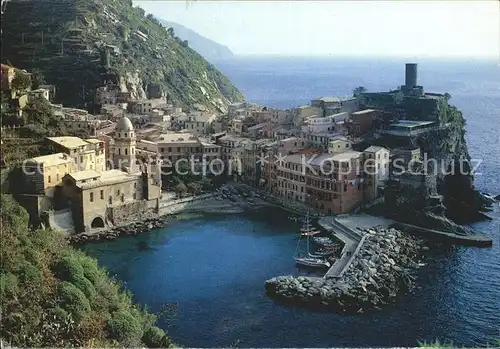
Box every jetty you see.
[391,222,493,247]
[318,217,365,279]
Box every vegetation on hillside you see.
[1,93,67,167]
[0,194,172,347]
[2,0,244,110]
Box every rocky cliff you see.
[367,95,492,225]
[1,0,244,111]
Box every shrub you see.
[107,310,143,343]
[50,307,69,321]
[17,261,43,285]
[186,182,201,194]
[142,326,171,348]
[71,274,97,300]
[0,272,19,297]
[57,282,91,321]
[53,255,84,281]
[78,256,106,285]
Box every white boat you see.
[295,257,331,268]
[309,249,336,258]
[299,211,321,238]
[294,211,331,268]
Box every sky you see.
[134,1,500,58]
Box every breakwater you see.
[68,216,167,245]
[265,227,428,314]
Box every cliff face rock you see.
[418,103,490,223]
[118,72,147,101]
[1,0,244,111]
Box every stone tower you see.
[112,116,137,172]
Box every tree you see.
[1,92,16,126]
[173,182,187,197]
[11,71,32,92]
[30,69,46,89]
[167,27,174,37]
[444,92,451,102]
[24,97,54,127]
[352,86,367,98]
[187,182,201,194]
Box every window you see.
[118,148,121,155]
[117,189,121,195]
[125,148,128,155]
[100,190,104,199]
[168,147,172,152]
[80,156,83,163]
[48,175,51,183]
[177,147,181,152]
[90,192,94,202]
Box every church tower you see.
[112,116,137,172]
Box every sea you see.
[84,57,500,347]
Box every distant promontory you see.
[156,19,234,61]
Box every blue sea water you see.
[84,57,500,347]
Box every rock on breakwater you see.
[68,216,167,245]
[265,227,427,314]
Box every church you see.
[56,116,162,232]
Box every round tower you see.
[405,63,418,88]
[112,116,137,172]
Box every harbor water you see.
[83,57,500,347]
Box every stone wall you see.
[108,200,148,227]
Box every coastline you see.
[68,184,288,245]
[265,227,429,314]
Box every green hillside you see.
[1,0,243,111]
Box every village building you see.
[241,138,274,186]
[46,136,106,172]
[18,153,77,221]
[27,88,50,102]
[305,151,364,214]
[362,146,391,201]
[347,109,382,137]
[153,132,202,164]
[38,85,57,101]
[1,63,15,93]
[392,147,421,168]
[22,153,76,197]
[217,134,248,164]
[56,117,162,232]
[184,112,217,135]
[327,136,352,154]
[293,105,324,127]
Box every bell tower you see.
[112,116,137,172]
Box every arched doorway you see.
[91,216,105,228]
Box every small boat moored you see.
[295,257,331,268]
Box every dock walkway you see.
[319,217,365,279]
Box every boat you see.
[312,236,335,245]
[309,249,336,258]
[294,211,331,269]
[299,211,321,238]
[295,256,331,268]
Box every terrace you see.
[377,120,436,137]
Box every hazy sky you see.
[134,1,499,58]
